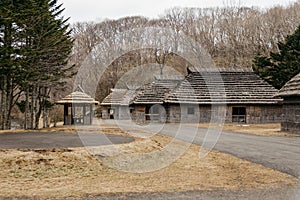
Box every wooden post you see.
[71,104,74,125]
[64,104,68,125]
[83,104,86,125]
[90,104,93,125]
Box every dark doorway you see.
[109,108,114,119]
[232,107,246,123]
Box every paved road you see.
[12,187,300,200]
[88,186,300,200]
[101,120,300,199]
[0,132,134,149]
[106,120,300,178]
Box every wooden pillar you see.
[63,104,68,125]
[90,104,93,125]
[71,104,74,125]
[83,104,86,125]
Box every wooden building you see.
[101,67,283,124]
[277,73,300,133]
[132,76,183,122]
[56,87,99,125]
[101,89,137,120]
[163,67,282,123]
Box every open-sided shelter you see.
[56,86,99,125]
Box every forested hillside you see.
[71,1,300,101]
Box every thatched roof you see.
[56,91,99,105]
[165,68,282,104]
[277,73,300,97]
[101,68,282,106]
[133,78,183,104]
[101,89,138,106]
[187,66,254,73]
[56,85,99,105]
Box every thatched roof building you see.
[277,72,300,133]
[165,67,281,104]
[100,76,183,120]
[133,76,183,105]
[278,73,300,97]
[57,91,99,105]
[56,86,99,125]
[100,88,139,119]
[101,89,137,106]
[101,67,283,123]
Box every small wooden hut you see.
[132,76,183,122]
[56,86,99,125]
[101,89,137,120]
[277,73,300,133]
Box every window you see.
[109,109,114,115]
[150,105,160,114]
[232,107,246,115]
[109,109,114,119]
[187,107,195,115]
[232,107,246,123]
[129,107,134,113]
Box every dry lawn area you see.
[198,123,298,137]
[0,125,298,199]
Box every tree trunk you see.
[33,86,40,129]
[24,87,30,129]
[43,109,49,128]
[0,89,4,130]
[35,105,42,130]
[43,87,49,128]
[5,78,13,130]
[30,85,35,129]
[1,76,7,130]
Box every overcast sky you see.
[59,0,298,23]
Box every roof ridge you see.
[188,66,254,73]
[278,72,300,97]
[74,85,85,93]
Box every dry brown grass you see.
[198,123,298,137]
[0,125,298,199]
[0,123,131,136]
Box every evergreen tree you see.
[253,25,300,89]
[0,0,74,129]
[0,0,24,129]
[19,0,75,129]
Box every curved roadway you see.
[106,120,300,178]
